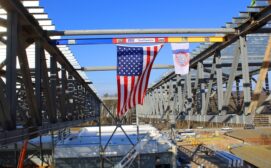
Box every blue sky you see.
[40,0,250,96]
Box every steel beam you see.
[203,56,216,115]
[158,87,164,117]
[67,75,75,117]
[265,71,270,94]
[177,75,184,116]
[198,63,206,115]
[0,78,12,130]
[236,79,241,111]
[81,64,174,71]
[215,52,224,114]
[6,11,18,130]
[48,28,235,36]
[52,36,225,45]
[255,93,271,114]
[222,41,241,114]
[35,40,42,125]
[50,55,58,120]
[40,47,57,123]
[60,67,67,121]
[0,116,97,145]
[0,60,6,70]
[186,73,192,117]
[17,37,41,126]
[184,114,252,125]
[240,36,251,114]
[0,0,100,102]
[169,80,176,124]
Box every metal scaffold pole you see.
[39,135,44,167]
[99,112,104,168]
[136,106,140,168]
[51,131,55,168]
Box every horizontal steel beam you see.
[81,64,174,71]
[0,116,98,145]
[183,114,252,124]
[81,62,268,72]
[81,62,268,71]
[52,36,225,45]
[47,28,236,36]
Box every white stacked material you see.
[55,125,173,158]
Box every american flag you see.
[117,45,163,117]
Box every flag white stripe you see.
[130,76,138,108]
[139,48,149,103]
[124,76,132,112]
[141,47,155,103]
[140,47,153,103]
[134,48,147,105]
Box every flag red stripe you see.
[140,47,151,104]
[138,47,150,103]
[124,76,129,113]
[117,75,121,116]
[122,76,128,115]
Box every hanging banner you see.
[171,43,190,75]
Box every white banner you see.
[171,43,190,75]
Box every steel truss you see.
[138,2,271,126]
[0,0,101,147]
[1,0,271,167]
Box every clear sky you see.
[40,0,250,96]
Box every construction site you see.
[1,0,271,167]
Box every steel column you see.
[18,37,41,126]
[40,47,57,123]
[203,56,216,115]
[222,41,241,114]
[186,73,192,117]
[0,78,12,130]
[215,51,224,114]
[240,36,251,114]
[169,80,176,125]
[50,56,58,119]
[35,40,42,124]
[177,75,184,116]
[198,63,206,115]
[6,11,18,130]
[60,67,67,121]
[236,79,241,111]
[51,131,55,167]
[265,71,270,94]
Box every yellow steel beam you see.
[167,36,224,43]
